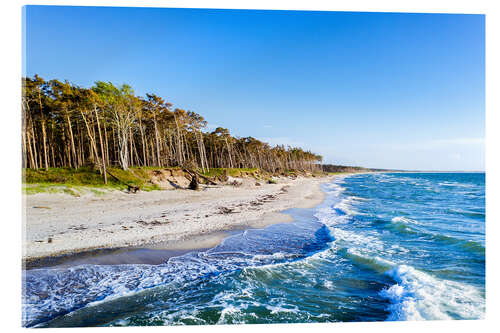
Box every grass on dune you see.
[22,167,161,195]
[200,168,261,178]
[23,184,111,196]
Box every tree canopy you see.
[22,75,323,177]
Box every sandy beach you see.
[23,175,334,264]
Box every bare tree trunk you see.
[26,130,36,169]
[174,115,183,166]
[224,137,233,168]
[128,127,134,167]
[112,128,117,166]
[40,120,48,170]
[103,121,110,166]
[132,136,140,166]
[21,104,28,168]
[29,117,38,169]
[138,118,147,167]
[51,142,56,168]
[118,127,129,170]
[66,114,77,168]
[168,130,174,166]
[94,106,107,184]
[80,109,102,172]
[22,129,27,168]
[36,90,49,170]
[61,124,70,167]
[154,117,161,166]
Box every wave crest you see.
[380,265,485,321]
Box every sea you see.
[22,172,486,327]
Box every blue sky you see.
[24,6,485,171]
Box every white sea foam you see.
[322,181,345,194]
[333,229,384,252]
[349,196,369,201]
[438,182,474,188]
[323,280,335,290]
[380,265,485,321]
[252,252,294,261]
[217,304,246,324]
[333,198,363,216]
[314,200,385,254]
[391,216,421,225]
[314,206,346,226]
[23,261,212,326]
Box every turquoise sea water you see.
[23,172,485,327]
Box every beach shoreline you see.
[23,174,341,267]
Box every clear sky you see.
[23,6,485,171]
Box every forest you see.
[321,165,392,173]
[22,75,323,183]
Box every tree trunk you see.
[103,120,110,166]
[80,109,102,171]
[153,117,161,166]
[36,90,49,171]
[40,119,48,170]
[174,115,183,166]
[128,127,134,167]
[118,127,129,170]
[66,114,77,168]
[224,137,233,168]
[138,118,147,167]
[94,106,107,184]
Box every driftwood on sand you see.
[188,174,199,190]
[183,169,219,186]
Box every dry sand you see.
[23,175,335,263]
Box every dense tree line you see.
[321,165,392,173]
[22,75,322,182]
[321,165,370,173]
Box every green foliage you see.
[199,168,226,178]
[200,168,260,178]
[23,167,161,192]
[24,167,107,185]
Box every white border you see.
[2,1,498,333]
